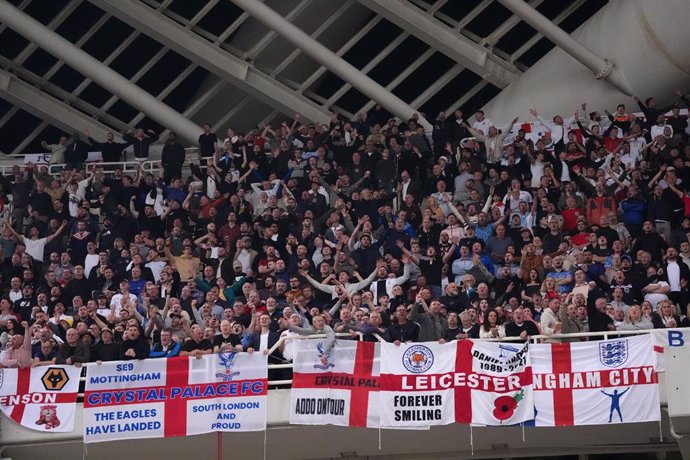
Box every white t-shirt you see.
[146,260,167,283]
[84,254,100,279]
[259,332,269,352]
[110,293,139,315]
[23,237,47,263]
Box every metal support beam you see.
[510,0,586,61]
[298,13,382,92]
[271,0,354,77]
[409,64,464,109]
[0,69,116,140]
[13,0,81,65]
[483,0,543,46]
[246,0,314,59]
[0,56,130,132]
[230,0,431,130]
[0,0,202,143]
[497,0,634,96]
[10,121,46,155]
[90,0,330,125]
[358,0,521,88]
[444,80,489,114]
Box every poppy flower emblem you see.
[493,389,525,422]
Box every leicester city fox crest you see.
[216,352,240,381]
[599,340,628,368]
[313,342,335,370]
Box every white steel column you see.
[358,0,521,88]
[91,0,331,125]
[230,0,432,131]
[0,0,202,143]
[0,70,115,140]
[497,0,634,95]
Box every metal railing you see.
[70,328,667,398]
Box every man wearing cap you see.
[92,327,119,362]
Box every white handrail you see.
[67,327,676,398]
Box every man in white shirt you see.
[109,280,139,317]
[5,221,66,265]
[531,108,576,153]
[472,110,494,135]
[540,297,562,343]
[650,114,673,140]
[664,247,690,314]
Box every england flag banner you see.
[531,335,660,426]
[379,340,533,427]
[291,340,380,428]
[0,366,81,432]
[83,353,267,443]
[651,328,690,371]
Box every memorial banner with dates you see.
[379,340,534,427]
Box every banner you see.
[651,327,690,371]
[379,340,533,427]
[532,335,659,426]
[83,353,267,443]
[291,340,379,428]
[0,366,81,432]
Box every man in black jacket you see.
[387,305,420,343]
[64,133,89,170]
[161,132,186,184]
[119,325,150,360]
[587,289,615,334]
[86,130,130,163]
[123,128,159,161]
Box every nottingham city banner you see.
[531,334,660,426]
[291,340,379,427]
[0,365,80,432]
[379,340,534,427]
[83,353,267,443]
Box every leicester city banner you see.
[531,335,659,426]
[291,340,380,428]
[379,340,534,427]
[83,353,267,443]
[0,366,81,432]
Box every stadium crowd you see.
[1,90,690,369]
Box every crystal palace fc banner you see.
[291,340,380,428]
[0,366,81,432]
[83,353,267,443]
[379,340,534,427]
[531,335,660,426]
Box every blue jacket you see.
[620,198,646,224]
[149,341,181,358]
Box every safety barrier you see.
[70,328,659,398]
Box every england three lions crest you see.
[599,340,628,368]
[216,352,240,381]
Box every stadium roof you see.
[0,0,607,155]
